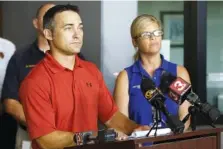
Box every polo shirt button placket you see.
[72,70,76,90]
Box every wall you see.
[101,1,137,92]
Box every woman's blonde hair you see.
[130,14,162,61]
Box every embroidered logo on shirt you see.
[132,85,140,89]
[86,82,92,87]
[25,64,36,68]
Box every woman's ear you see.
[132,38,138,48]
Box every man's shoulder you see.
[9,42,37,67]
[80,60,102,79]
[14,43,34,57]
[81,60,99,72]
[20,60,50,95]
[24,60,48,82]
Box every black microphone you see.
[141,77,165,107]
[141,77,185,134]
[73,129,117,145]
[159,71,221,124]
[159,72,191,105]
[98,129,117,143]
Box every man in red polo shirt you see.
[19,4,149,149]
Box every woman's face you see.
[136,22,163,55]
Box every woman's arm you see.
[177,65,192,131]
[113,70,130,117]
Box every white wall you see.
[101,1,138,93]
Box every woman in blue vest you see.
[114,14,191,131]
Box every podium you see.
[65,127,223,149]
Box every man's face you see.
[49,10,83,55]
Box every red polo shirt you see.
[19,53,118,149]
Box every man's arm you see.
[105,111,139,135]
[36,131,75,149]
[19,77,79,149]
[96,67,149,136]
[1,55,26,125]
[4,99,26,126]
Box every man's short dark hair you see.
[43,4,79,30]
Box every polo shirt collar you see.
[44,52,83,74]
[132,54,169,73]
[160,54,169,70]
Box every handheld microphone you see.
[141,77,184,134]
[159,71,221,124]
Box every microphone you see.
[141,77,165,108]
[159,71,221,124]
[74,129,117,145]
[141,77,185,134]
[159,72,191,105]
[98,129,117,143]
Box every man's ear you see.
[32,18,38,30]
[132,38,138,48]
[43,29,53,41]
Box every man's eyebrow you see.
[63,24,74,27]
[79,23,83,27]
[63,23,83,27]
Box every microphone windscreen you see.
[140,77,156,95]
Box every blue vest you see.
[125,55,179,127]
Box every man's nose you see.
[72,29,81,38]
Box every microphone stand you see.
[190,106,197,131]
[156,98,184,134]
[146,107,162,137]
[182,106,197,131]
[146,97,185,136]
